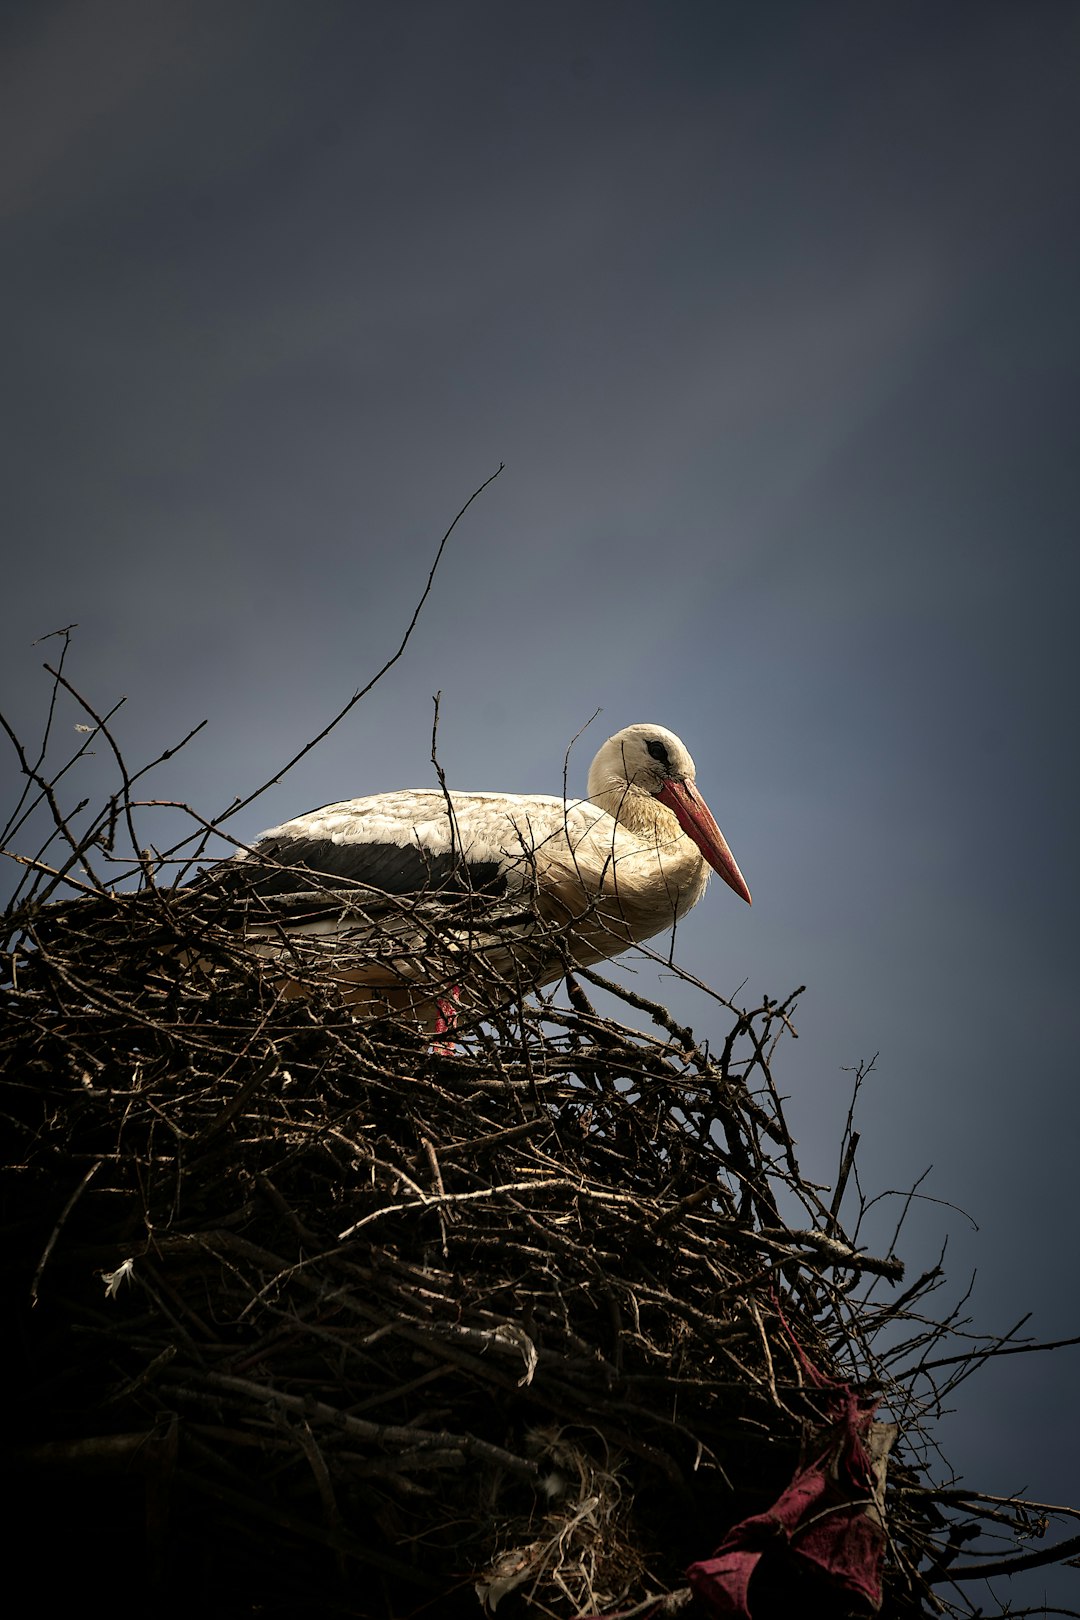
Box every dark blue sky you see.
[4,3,1079,1604]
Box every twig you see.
[215,465,504,826]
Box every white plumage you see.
[213,724,750,1029]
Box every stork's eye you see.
[646,740,670,768]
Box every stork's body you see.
[213,725,750,1026]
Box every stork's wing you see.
[216,835,508,904]
[193,789,626,1009]
[209,788,607,916]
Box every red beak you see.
[656,779,752,905]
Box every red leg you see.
[432,986,460,1054]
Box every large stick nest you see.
[2,650,1077,1619]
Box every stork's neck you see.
[586,774,712,924]
[590,778,683,847]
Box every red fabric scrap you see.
[687,1321,887,1617]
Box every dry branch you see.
[3,624,1077,1618]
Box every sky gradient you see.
[4,3,1079,1605]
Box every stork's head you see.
[587,724,752,905]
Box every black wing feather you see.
[217,836,508,901]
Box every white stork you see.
[212,724,751,1030]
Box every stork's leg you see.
[432,987,460,1055]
